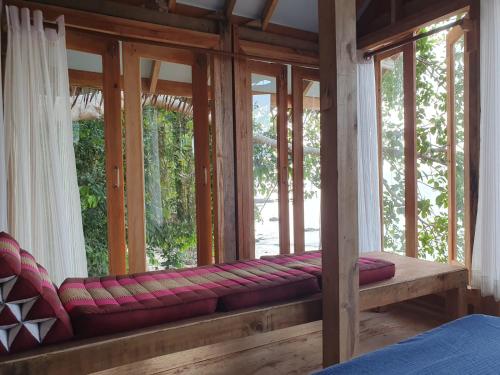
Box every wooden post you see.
[318,0,359,366]
[212,22,237,263]
[102,40,127,275]
[403,42,417,258]
[192,54,213,266]
[374,56,384,252]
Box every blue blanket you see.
[316,315,500,375]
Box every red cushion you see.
[0,238,73,354]
[0,232,22,278]
[58,270,219,338]
[261,251,395,286]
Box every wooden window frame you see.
[122,42,213,272]
[291,66,320,254]
[66,30,127,275]
[247,60,290,256]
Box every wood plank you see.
[211,23,237,263]
[292,67,305,254]
[318,0,359,366]
[403,42,417,258]
[239,39,319,67]
[261,0,279,31]
[277,64,290,254]
[122,42,147,273]
[103,41,127,275]
[192,54,213,266]
[233,26,255,260]
[148,60,162,94]
[374,56,384,251]
[464,2,480,280]
[238,26,318,53]
[7,0,219,49]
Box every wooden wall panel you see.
[318,0,359,366]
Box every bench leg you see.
[445,285,467,320]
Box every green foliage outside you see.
[381,27,465,262]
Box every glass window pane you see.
[380,52,406,255]
[252,73,279,258]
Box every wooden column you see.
[233,26,255,260]
[192,54,213,266]
[403,42,417,258]
[102,40,127,275]
[212,22,237,263]
[374,57,384,252]
[318,0,359,366]
[123,42,147,273]
[464,2,480,276]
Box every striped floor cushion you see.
[261,251,395,286]
[58,259,320,337]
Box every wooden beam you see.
[7,0,219,49]
[277,64,290,254]
[167,0,176,13]
[403,42,417,258]
[225,0,236,21]
[211,23,237,263]
[148,60,162,94]
[374,56,384,252]
[239,40,318,67]
[192,54,213,266]
[319,0,358,366]
[261,0,279,31]
[103,41,127,276]
[123,42,147,273]
[233,26,255,260]
[238,26,318,53]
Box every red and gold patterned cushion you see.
[0,234,73,354]
[261,251,395,286]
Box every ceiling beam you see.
[225,0,236,21]
[149,60,162,94]
[262,0,279,31]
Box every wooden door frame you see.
[247,60,290,255]
[291,67,320,254]
[122,41,212,272]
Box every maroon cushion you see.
[58,269,220,338]
[262,251,395,286]
[0,232,22,279]
[0,245,73,354]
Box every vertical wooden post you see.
[103,40,127,275]
[374,57,384,252]
[318,0,359,366]
[192,54,213,266]
[292,67,305,254]
[212,22,237,263]
[403,42,417,258]
[464,2,480,277]
[233,26,255,260]
[277,65,290,254]
[123,42,147,273]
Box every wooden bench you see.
[0,252,467,375]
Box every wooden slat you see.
[292,67,305,254]
[103,41,127,275]
[192,54,213,266]
[374,56,384,252]
[464,3,480,281]
[277,64,290,254]
[233,26,255,260]
[261,0,279,31]
[148,60,162,94]
[123,42,147,273]
[318,0,359,366]
[403,42,417,258]
[211,23,237,263]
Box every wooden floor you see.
[94,303,446,375]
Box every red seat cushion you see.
[0,234,73,354]
[58,269,220,338]
[261,251,395,286]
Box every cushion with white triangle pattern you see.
[0,233,73,354]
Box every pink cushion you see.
[261,251,395,286]
[0,232,22,278]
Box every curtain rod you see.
[364,18,465,59]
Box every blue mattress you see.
[316,315,500,375]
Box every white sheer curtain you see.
[472,0,500,299]
[357,59,382,253]
[4,6,87,284]
[0,1,6,232]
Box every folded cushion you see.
[0,235,73,354]
[261,251,395,286]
